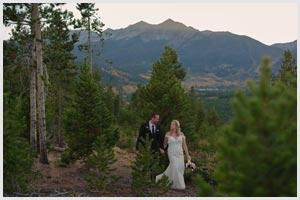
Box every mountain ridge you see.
[271,40,297,51]
[71,19,297,90]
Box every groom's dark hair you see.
[151,113,159,118]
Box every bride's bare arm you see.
[163,132,169,149]
[182,135,191,161]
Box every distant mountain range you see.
[71,19,297,90]
[271,40,297,51]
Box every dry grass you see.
[28,146,198,196]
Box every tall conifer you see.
[43,7,78,147]
[213,57,296,196]
[65,60,112,160]
[136,46,189,132]
[75,3,105,72]
[272,50,296,86]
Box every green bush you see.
[59,150,75,166]
[3,83,33,194]
[193,174,217,197]
[131,137,171,196]
[4,134,33,194]
[85,134,118,192]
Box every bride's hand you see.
[159,148,165,154]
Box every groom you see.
[136,113,165,155]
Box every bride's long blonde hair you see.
[171,120,183,136]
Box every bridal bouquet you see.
[185,160,196,171]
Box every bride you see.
[156,120,191,189]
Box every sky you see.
[1,2,298,45]
[72,2,297,45]
[61,3,295,45]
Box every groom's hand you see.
[159,148,165,154]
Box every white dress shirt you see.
[149,121,156,134]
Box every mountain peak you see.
[157,19,191,31]
[135,20,150,26]
[161,18,176,24]
[129,20,152,29]
[158,18,189,31]
[107,19,199,41]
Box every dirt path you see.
[28,147,197,197]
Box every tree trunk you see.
[57,80,63,147]
[30,3,38,156]
[30,64,37,154]
[33,3,48,164]
[88,14,92,72]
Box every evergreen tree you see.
[193,174,217,197]
[206,107,221,128]
[92,67,102,84]
[85,131,119,193]
[187,86,205,131]
[102,79,117,121]
[32,3,49,164]
[3,41,31,141]
[4,3,39,155]
[4,3,66,163]
[3,80,33,194]
[113,93,121,119]
[272,50,297,87]
[75,3,105,71]
[64,60,112,160]
[43,6,78,147]
[3,5,38,192]
[213,57,296,196]
[131,137,171,196]
[135,46,189,133]
[198,120,219,153]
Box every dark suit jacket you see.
[136,121,164,152]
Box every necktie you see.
[152,125,155,135]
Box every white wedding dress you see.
[156,135,185,189]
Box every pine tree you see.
[206,107,221,128]
[32,3,49,164]
[4,3,38,155]
[3,4,38,192]
[4,3,66,163]
[43,6,78,147]
[64,60,112,160]
[193,174,217,197]
[272,50,296,87]
[135,46,189,133]
[213,57,296,196]
[131,137,171,196]
[85,130,119,193]
[187,87,205,131]
[3,80,33,194]
[102,79,117,121]
[75,3,105,71]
